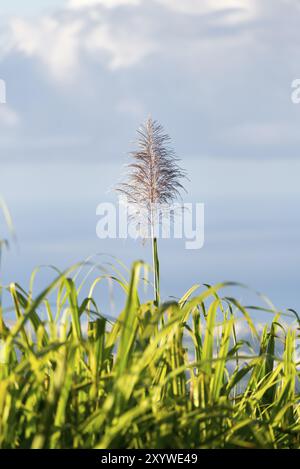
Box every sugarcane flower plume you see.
[116,117,187,239]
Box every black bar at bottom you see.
[0,448,296,465]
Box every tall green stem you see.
[150,207,160,306]
[151,236,160,306]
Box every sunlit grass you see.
[0,261,299,449]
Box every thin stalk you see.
[152,236,160,306]
[150,210,160,306]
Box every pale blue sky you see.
[0,0,299,316]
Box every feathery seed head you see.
[116,117,187,235]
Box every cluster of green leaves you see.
[0,262,299,449]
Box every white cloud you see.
[84,24,155,70]
[5,2,155,80]
[68,0,140,9]
[0,0,261,83]
[10,16,84,82]
[155,0,257,19]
